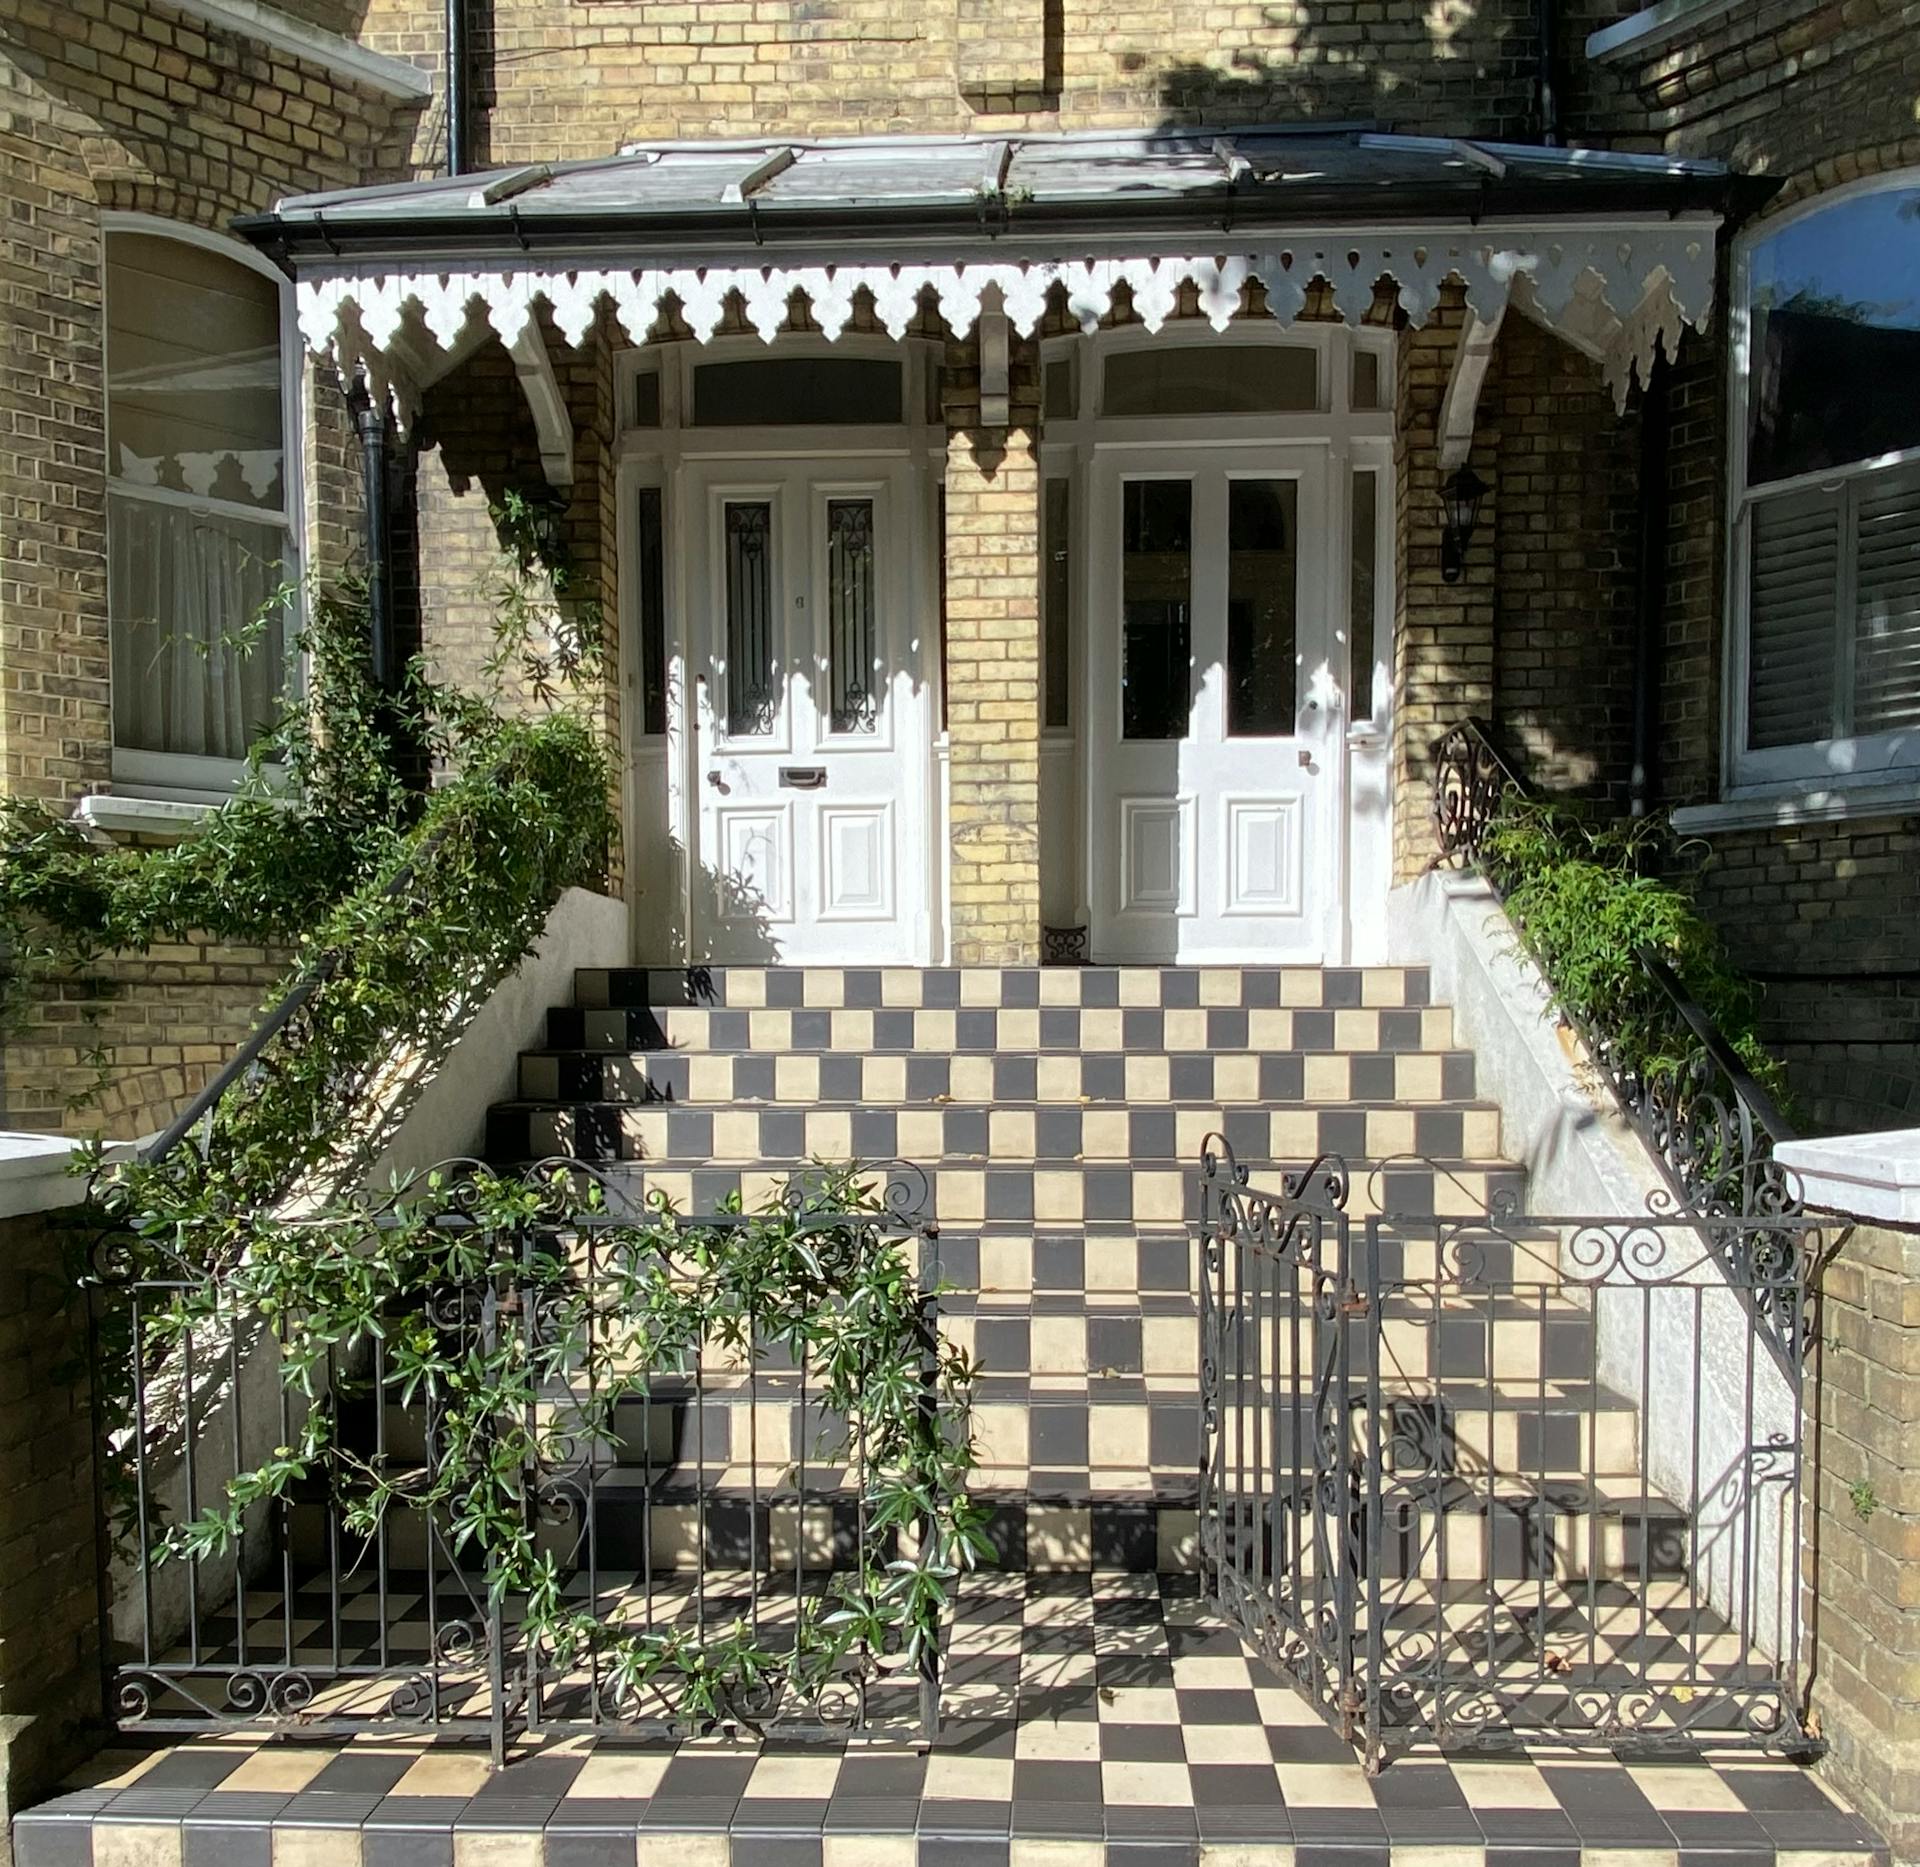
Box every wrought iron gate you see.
[1197,1138,1822,1768]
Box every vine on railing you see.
[101,1158,986,1748]
[1427,719,1805,1355]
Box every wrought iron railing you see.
[1427,718,1804,1357]
[141,826,448,1174]
[1196,1139,1821,1769]
[97,1159,950,1761]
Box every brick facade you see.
[0,1206,101,1852]
[5,0,1919,1116]
[1803,1212,1920,1860]
[0,0,418,1137]
[1578,0,1920,1132]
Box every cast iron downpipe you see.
[347,373,396,694]
[1536,0,1562,146]
[445,0,469,177]
[1629,355,1671,818]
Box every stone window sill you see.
[1669,777,1920,836]
[1585,0,1770,61]
[74,794,219,841]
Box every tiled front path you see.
[18,1575,1884,1867]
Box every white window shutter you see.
[1747,485,1841,750]
[1853,462,1920,735]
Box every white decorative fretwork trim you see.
[296,223,1718,422]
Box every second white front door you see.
[1086,447,1339,963]
[687,459,931,964]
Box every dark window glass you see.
[1103,345,1316,417]
[1746,185,1920,486]
[1226,479,1298,737]
[637,485,667,735]
[1044,356,1076,420]
[1350,470,1378,721]
[631,370,661,428]
[1121,479,1191,740]
[693,356,903,427]
[827,499,877,733]
[724,501,776,734]
[1352,349,1381,411]
[1044,478,1071,731]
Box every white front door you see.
[1086,447,1338,962]
[686,458,931,964]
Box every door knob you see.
[706,770,730,794]
[1298,750,1315,769]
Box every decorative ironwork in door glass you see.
[724,501,777,735]
[827,498,878,733]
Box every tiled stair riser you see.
[459,961,1683,1592]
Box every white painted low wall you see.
[366,886,628,1185]
[1389,871,1799,1662]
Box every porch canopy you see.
[237,125,1766,426]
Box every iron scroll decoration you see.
[1423,716,1809,1364]
[1195,1140,1822,1768]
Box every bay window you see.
[106,224,296,791]
[1730,176,1920,791]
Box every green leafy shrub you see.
[1477,796,1787,1102]
[115,1160,987,1730]
[0,585,412,1026]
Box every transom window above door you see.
[691,355,904,427]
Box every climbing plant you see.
[1478,795,1788,1102]
[0,584,412,1029]
[115,1160,987,1731]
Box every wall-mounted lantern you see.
[1439,465,1489,584]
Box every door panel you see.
[1089,448,1336,962]
[689,460,928,963]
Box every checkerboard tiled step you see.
[29,1573,1882,1867]
[471,1155,1531,1228]
[576,965,1437,1011]
[490,1100,1507,1164]
[518,1047,1486,1106]
[542,1004,1461,1060]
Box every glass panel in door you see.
[1090,452,1332,963]
[692,461,928,965]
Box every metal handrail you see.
[1635,945,1796,1147]
[1426,715,1806,1361]
[143,822,450,1167]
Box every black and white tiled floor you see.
[19,1574,1885,1867]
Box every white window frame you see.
[102,212,304,799]
[1723,170,1920,801]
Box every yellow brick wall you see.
[360,0,1541,168]
[942,333,1044,966]
[1,942,288,1140]
[0,0,417,1134]
[1389,291,1494,883]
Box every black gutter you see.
[233,171,1779,267]
[1628,351,1670,819]
[445,0,470,177]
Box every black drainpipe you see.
[1535,0,1562,146]
[1629,355,1671,818]
[445,0,469,177]
[347,373,396,693]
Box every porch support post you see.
[1392,287,1498,879]
[943,363,1043,966]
